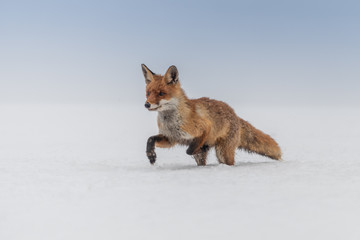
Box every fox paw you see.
[187,144,209,155]
[146,150,157,164]
[186,147,195,155]
[200,144,209,152]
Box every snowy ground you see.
[0,103,359,240]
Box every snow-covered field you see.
[1,103,359,240]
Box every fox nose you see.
[145,102,151,109]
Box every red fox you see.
[142,64,282,166]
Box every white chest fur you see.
[158,109,193,144]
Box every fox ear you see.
[141,64,155,84]
[164,65,179,85]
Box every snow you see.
[1,103,359,240]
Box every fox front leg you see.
[186,128,210,156]
[146,137,157,164]
[186,137,209,156]
[146,134,173,164]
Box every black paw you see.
[146,150,157,164]
[200,144,209,152]
[186,147,195,155]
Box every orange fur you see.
[142,64,282,166]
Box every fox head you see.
[141,64,183,112]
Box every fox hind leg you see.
[215,142,236,166]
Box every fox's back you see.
[192,97,238,122]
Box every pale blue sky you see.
[1,0,359,105]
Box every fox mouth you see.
[148,106,161,111]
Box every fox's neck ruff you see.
[157,95,189,122]
[157,93,194,143]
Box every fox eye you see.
[146,91,150,97]
[159,91,166,96]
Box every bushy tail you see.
[238,118,282,160]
